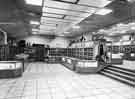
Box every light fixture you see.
[127,0,135,3]
[25,0,43,6]
[120,30,126,33]
[101,0,112,7]
[95,8,112,15]
[72,25,80,29]
[130,22,135,25]
[131,26,135,30]
[30,21,40,25]
[64,32,70,34]
[32,31,38,34]
[32,29,39,32]
[58,34,65,36]
[117,23,124,27]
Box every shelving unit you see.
[0,45,9,61]
[48,48,63,63]
[0,45,18,61]
[121,41,135,60]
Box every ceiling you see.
[71,0,135,37]
[0,0,134,38]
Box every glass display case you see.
[0,61,23,78]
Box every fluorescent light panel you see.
[64,31,70,34]
[32,29,39,32]
[72,25,80,29]
[32,32,38,34]
[25,0,43,6]
[131,26,135,30]
[95,8,112,15]
[78,0,112,8]
[30,21,40,25]
[43,0,96,13]
[43,13,63,18]
[43,7,84,16]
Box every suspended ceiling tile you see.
[43,7,87,16]
[78,0,112,8]
[44,0,96,13]
[43,13,64,18]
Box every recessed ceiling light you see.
[30,21,40,25]
[72,25,80,29]
[25,0,43,6]
[95,8,112,15]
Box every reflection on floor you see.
[0,62,134,99]
[115,60,135,70]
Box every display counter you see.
[0,61,23,78]
[111,53,123,64]
[61,57,76,70]
[61,56,104,73]
[15,53,29,71]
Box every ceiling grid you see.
[39,0,112,35]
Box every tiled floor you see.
[0,62,135,99]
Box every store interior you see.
[0,0,135,99]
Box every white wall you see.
[18,35,50,46]
[49,37,70,48]
[18,35,70,48]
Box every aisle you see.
[0,62,134,99]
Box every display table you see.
[0,61,23,78]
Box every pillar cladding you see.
[0,29,7,45]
